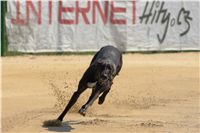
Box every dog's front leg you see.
[79,89,101,116]
[57,66,95,121]
[98,81,112,105]
[98,89,110,105]
[57,81,87,121]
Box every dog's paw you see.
[98,97,105,105]
[78,109,86,116]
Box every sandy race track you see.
[2,53,200,133]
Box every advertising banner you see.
[6,0,200,52]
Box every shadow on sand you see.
[43,121,75,132]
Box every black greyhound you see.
[57,45,123,121]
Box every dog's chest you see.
[87,82,97,88]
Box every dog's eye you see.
[98,64,104,69]
[107,65,112,70]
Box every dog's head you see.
[95,59,116,84]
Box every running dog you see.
[57,45,123,121]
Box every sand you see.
[2,53,200,133]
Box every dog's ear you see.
[97,60,104,65]
[95,60,104,69]
[111,64,117,77]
